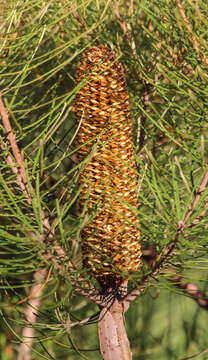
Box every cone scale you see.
[74,45,142,288]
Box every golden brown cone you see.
[74,45,142,288]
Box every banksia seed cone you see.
[74,45,142,288]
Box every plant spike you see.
[74,45,142,289]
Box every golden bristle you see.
[74,45,142,287]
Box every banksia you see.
[74,45,142,288]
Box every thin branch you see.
[110,1,131,42]
[179,170,208,229]
[72,10,89,33]
[124,168,208,305]
[0,91,103,302]
[64,310,100,330]
[123,240,177,305]
[0,92,31,204]
[176,0,208,66]
[0,92,56,235]
[185,201,208,230]
[138,246,208,310]
[0,93,28,186]
[72,8,96,42]
[170,272,208,310]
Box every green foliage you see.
[0,0,208,359]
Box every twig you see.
[185,201,208,230]
[0,92,57,234]
[125,168,208,305]
[176,0,208,66]
[0,91,101,300]
[0,92,31,204]
[72,9,89,33]
[123,240,177,305]
[64,310,100,330]
[72,9,95,42]
[139,245,208,310]
[179,170,208,229]
[0,93,27,185]
[170,272,208,310]
[110,1,131,42]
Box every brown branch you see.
[140,246,208,310]
[170,272,208,310]
[185,201,208,231]
[0,93,27,182]
[179,170,208,229]
[64,310,100,330]
[124,167,208,305]
[110,1,131,42]
[72,9,96,42]
[0,91,57,233]
[0,92,31,204]
[123,240,177,305]
[72,10,88,33]
[0,91,104,302]
[176,0,208,66]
